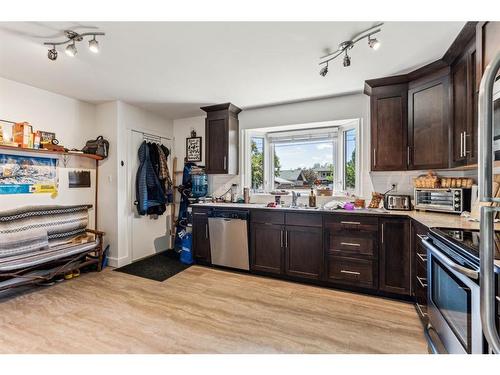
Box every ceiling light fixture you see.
[44,29,105,61]
[88,36,99,53]
[319,23,383,76]
[47,45,58,61]
[319,61,329,77]
[368,35,380,50]
[65,42,77,57]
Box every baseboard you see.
[107,256,130,268]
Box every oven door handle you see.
[422,238,479,280]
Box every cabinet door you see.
[205,117,228,174]
[371,87,408,171]
[408,76,451,170]
[250,223,283,275]
[451,54,469,166]
[379,218,411,295]
[192,212,211,264]
[476,21,500,91]
[284,226,323,280]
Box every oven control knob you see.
[455,204,460,208]
[454,191,460,196]
[455,198,459,202]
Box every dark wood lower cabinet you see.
[284,226,323,280]
[379,218,411,295]
[250,223,284,275]
[326,256,377,289]
[192,210,211,264]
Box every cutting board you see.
[470,180,500,220]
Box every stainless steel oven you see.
[422,235,483,354]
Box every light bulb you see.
[65,42,77,57]
[369,37,380,50]
[89,37,99,53]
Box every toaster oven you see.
[414,188,471,214]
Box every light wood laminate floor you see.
[0,266,427,353]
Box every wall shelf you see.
[0,144,104,161]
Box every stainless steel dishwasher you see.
[208,209,249,270]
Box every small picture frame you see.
[186,131,202,162]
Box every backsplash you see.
[370,169,478,197]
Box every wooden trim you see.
[442,21,477,65]
[0,144,104,160]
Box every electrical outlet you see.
[391,183,398,192]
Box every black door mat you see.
[114,250,191,282]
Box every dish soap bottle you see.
[309,188,316,208]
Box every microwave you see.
[414,188,471,214]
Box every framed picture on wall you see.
[186,131,202,162]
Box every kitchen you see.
[189,21,500,354]
[0,6,499,371]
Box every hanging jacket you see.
[135,141,167,216]
[157,144,173,203]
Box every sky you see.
[275,141,333,170]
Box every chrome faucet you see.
[291,191,301,207]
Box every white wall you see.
[0,77,98,227]
[95,101,174,266]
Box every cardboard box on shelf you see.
[12,122,32,148]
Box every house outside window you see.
[245,120,360,195]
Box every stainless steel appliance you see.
[478,50,500,353]
[383,194,411,211]
[421,229,484,353]
[414,188,471,214]
[208,209,250,270]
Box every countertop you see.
[190,202,497,230]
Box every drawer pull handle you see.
[417,276,428,288]
[340,270,361,276]
[417,253,427,262]
[415,303,428,318]
[340,242,361,247]
[340,221,361,225]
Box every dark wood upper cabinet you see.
[370,84,408,171]
[250,222,284,275]
[451,39,477,167]
[284,225,323,280]
[201,103,241,175]
[408,74,451,170]
[476,21,500,91]
[379,217,411,296]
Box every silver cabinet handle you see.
[223,156,227,170]
[280,230,283,248]
[205,223,209,239]
[340,270,360,276]
[373,148,376,167]
[417,253,427,263]
[407,146,410,166]
[285,230,288,248]
[460,132,464,158]
[417,276,428,288]
[415,303,428,318]
[464,131,469,155]
[340,221,360,225]
[381,223,384,243]
[340,242,361,247]
[417,234,428,241]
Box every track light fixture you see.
[319,61,329,77]
[44,29,105,61]
[319,23,383,76]
[47,45,58,61]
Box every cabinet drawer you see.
[251,210,284,225]
[285,212,322,227]
[327,256,376,289]
[324,215,378,233]
[328,234,375,257]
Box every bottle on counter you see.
[243,187,250,204]
[309,188,316,208]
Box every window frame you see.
[244,120,361,196]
